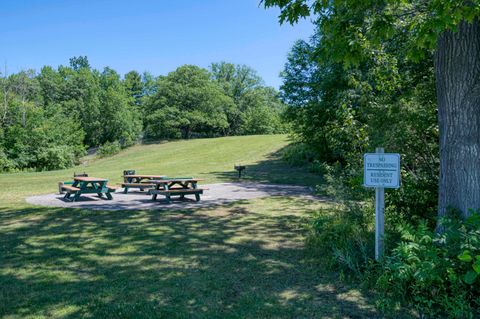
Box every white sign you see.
[364,153,400,188]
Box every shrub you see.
[281,143,316,166]
[97,141,121,158]
[375,213,480,318]
[35,145,76,171]
[306,202,375,279]
[0,150,15,172]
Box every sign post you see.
[364,148,400,260]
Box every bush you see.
[375,213,480,318]
[35,145,76,171]
[0,150,15,172]
[97,141,121,158]
[306,202,375,279]
[281,143,316,166]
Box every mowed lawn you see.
[0,135,382,318]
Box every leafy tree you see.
[57,65,102,146]
[9,70,40,128]
[264,0,480,220]
[124,70,143,106]
[281,16,438,222]
[210,62,285,135]
[69,56,90,71]
[99,67,142,146]
[210,62,263,102]
[240,87,286,135]
[0,57,285,172]
[144,65,232,139]
[141,72,157,97]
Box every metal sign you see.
[364,149,401,260]
[364,153,400,188]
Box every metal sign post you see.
[375,148,385,260]
[363,148,400,261]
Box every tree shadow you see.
[209,147,323,187]
[0,199,408,318]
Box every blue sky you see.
[0,0,314,88]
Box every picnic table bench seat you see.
[61,185,80,193]
[149,188,205,202]
[149,188,206,195]
[121,183,155,188]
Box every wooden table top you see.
[74,176,108,182]
[149,178,203,184]
[123,175,167,179]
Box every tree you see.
[124,70,143,106]
[144,65,232,139]
[0,63,10,126]
[9,70,39,128]
[69,56,90,71]
[210,62,285,135]
[240,87,286,135]
[263,0,480,220]
[99,67,142,146]
[210,62,263,103]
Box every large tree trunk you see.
[435,19,480,220]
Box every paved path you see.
[26,183,319,211]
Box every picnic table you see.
[122,174,167,193]
[63,176,116,202]
[149,178,205,203]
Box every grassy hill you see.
[0,135,384,319]
[0,135,322,206]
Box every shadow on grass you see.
[0,196,400,319]
[209,147,323,187]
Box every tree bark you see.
[435,19,480,220]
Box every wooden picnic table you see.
[122,174,167,193]
[149,178,205,203]
[63,176,116,201]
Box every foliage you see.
[306,203,375,279]
[281,38,369,165]
[280,18,438,223]
[1,101,85,171]
[262,0,480,62]
[0,57,285,171]
[375,213,480,318]
[210,62,287,135]
[281,142,316,166]
[144,65,232,139]
[239,87,287,135]
[97,141,122,158]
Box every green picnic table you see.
[63,176,116,202]
[149,178,205,203]
[122,174,167,193]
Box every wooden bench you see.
[121,183,155,193]
[121,183,155,188]
[61,185,80,197]
[149,188,205,202]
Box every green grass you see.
[0,135,320,206]
[0,135,383,318]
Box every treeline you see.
[282,32,438,223]
[0,57,286,172]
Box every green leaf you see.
[473,261,480,274]
[458,250,473,262]
[464,271,478,285]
